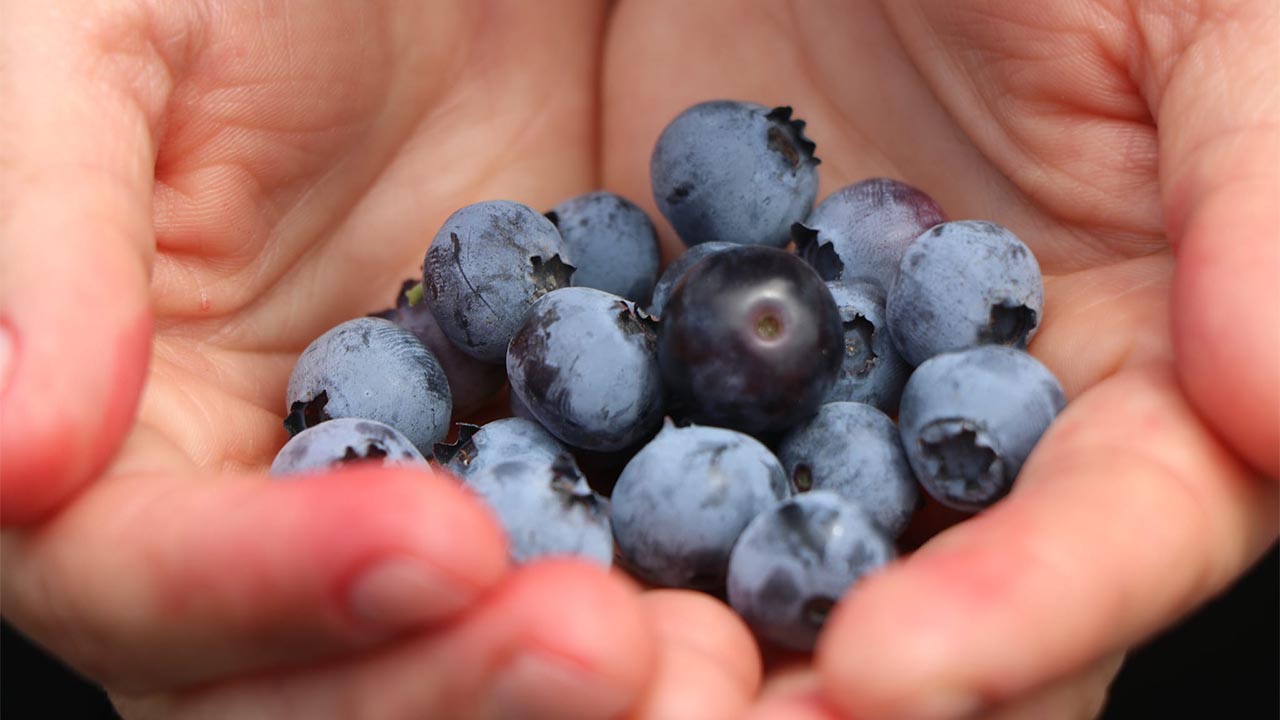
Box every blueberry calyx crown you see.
[844,314,878,375]
[764,106,820,167]
[918,419,1007,506]
[339,442,390,463]
[548,454,601,509]
[284,390,332,437]
[432,423,481,466]
[790,223,844,281]
[613,299,659,341]
[980,300,1038,348]
[530,254,576,296]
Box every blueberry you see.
[887,220,1044,366]
[370,279,506,415]
[507,287,664,452]
[651,101,819,248]
[899,346,1066,512]
[285,317,452,455]
[792,178,945,291]
[658,246,842,436]
[434,417,566,481]
[822,281,911,414]
[423,200,573,363]
[726,491,894,651]
[505,393,653,496]
[466,455,613,566]
[610,422,790,590]
[270,418,427,477]
[777,402,918,538]
[546,191,661,305]
[647,241,741,319]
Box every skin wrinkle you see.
[82,1,201,146]
[886,1,1167,257]
[782,0,903,182]
[882,5,1103,262]
[4,1,1271,715]
[1162,125,1280,248]
[149,6,431,333]
[214,10,601,354]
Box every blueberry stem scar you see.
[404,282,425,308]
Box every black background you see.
[2,544,1276,718]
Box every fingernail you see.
[0,320,14,396]
[907,690,985,720]
[487,651,633,720]
[347,555,472,630]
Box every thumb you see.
[1158,0,1280,477]
[0,2,183,523]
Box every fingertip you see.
[641,589,762,693]
[816,555,987,720]
[0,307,152,526]
[744,695,843,720]
[92,464,510,688]
[1172,191,1280,477]
[630,643,755,720]
[471,559,658,720]
[274,465,512,621]
[499,559,658,690]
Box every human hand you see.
[603,0,1277,717]
[0,2,764,717]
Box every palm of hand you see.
[5,1,1275,719]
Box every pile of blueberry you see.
[272,100,1066,651]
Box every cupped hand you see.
[604,0,1277,717]
[1,1,762,718]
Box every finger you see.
[977,653,1123,720]
[745,695,841,720]
[112,560,657,720]
[1152,1,1280,476]
[640,590,762,692]
[743,667,841,720]
[0,2,192,523]
[745,655,1122,720]
[629,590,762,720]
[1,464,507,692]
[817,366,1279,720]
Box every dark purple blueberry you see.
[727,491,894,651]
[433,417,566,481]
[507,287,664,452]
[270,418,427,477]
[887,220,1044,366]
[546,191,661,305]
[657,247,842,436]
[610,422,790,590]
[647,241,742,319]
[423,200,573,363]
[792,178,945,291]
[285,317,452,455]
[822,281,911,414]
[777,402,918,538]
[370,279,506,415]
[899,346,1066,512]
[466,455,613,566]
[652,101,819,248]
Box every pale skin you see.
[0,1,1275,718]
